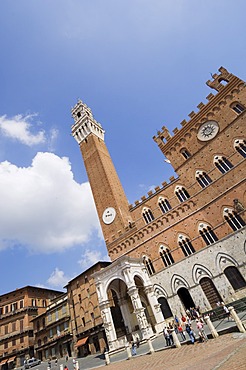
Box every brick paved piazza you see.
[91,333,246,370]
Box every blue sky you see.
[0,0,246,295]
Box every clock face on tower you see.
[102,207,116,224]
[197,121,219,141]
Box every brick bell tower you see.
[71,100,133,248]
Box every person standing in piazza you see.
[185,322,196,344]
[196,318,208,342]
[221,302,231,320]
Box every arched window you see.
[37,339,42,347]
[158,197,172,214]
[195,170,212,188]
[198,223,218,245]
[142,207,154,224]
[224,266,246,291]
[159,245,174,267]
[223,208,245,231]
[175,186,190,203]
[143,256,155,275]
[214,155,233,174]
[234,139,246,158]
[230,102,245,114]
[178,235,195,257]
[180,148,191,159]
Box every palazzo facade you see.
[71,67,246,352]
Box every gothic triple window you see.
[214,155,233,174]
[143,256,155,275]
[231,102,245,114]
[158,197,172,214]
[178,234,195,257]
[198,223,218,246]
[223,208,245,231]
[175,186,190,203]
[142,207,155,224]
[159,245,174,267]
[196,170,212,188]
[234,139,246,158]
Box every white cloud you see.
[0,152,102,253]
[0,113,46,146]
[47,128,59,152]
[78,249,110,270]
[47,268,72,288]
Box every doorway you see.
[177,287,195,310]
[158,297,173,319]
[200,277,222,308]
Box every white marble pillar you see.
[119,297,133,334]
[229,306,246,333]
[128,286,153,339]
[144,285,165,333]
[100,300,118,351]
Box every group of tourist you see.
[163,306,209,346]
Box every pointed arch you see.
[216,252,238,273]
[158,196,172,214]
[192,264,213,284]
[198,222,218,245]
[143,255,155,276]
[171,274,189,295]
[175,185,190,202]
[214,155,233,174]
[223,207,245,231]
[195,170,212,188]
[178,233,195,256]
[153,284,169,299]
[159,244,174,267]
[234,138,246,158]
[142,207,155,224]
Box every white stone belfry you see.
[71,100,105,144]
[93,256,165,352]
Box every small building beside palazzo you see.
[71,66,246,352]
[65,261,111,357]
[0,286,63,369]
[32,293,71,361]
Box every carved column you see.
[128,286,153,339]
[119,297,133,334]
[144,285,165,333]
[99,300,118,351]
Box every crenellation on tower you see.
[188,111,196,119]
[197,102,205,110]
[206,92,215,101]
[180,119,187,126]
[206,66,233,92]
